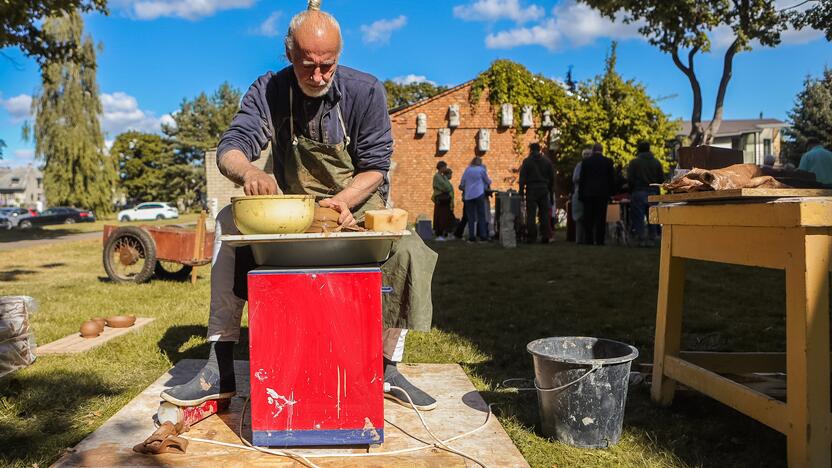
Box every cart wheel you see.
[154,261,193,280]
[103,226,157,283]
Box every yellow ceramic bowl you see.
[231,195,316,234]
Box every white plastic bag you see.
[0,296,37,378]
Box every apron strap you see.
[289,85,350,147]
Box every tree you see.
[161,83,242,207]
[24,11,115,214]
[0,139,5,159]
[0,0,107,65]
[384,80,448,109]
[783,68,832,164]
[573,43,679,169]
[579,0,788,147]
[790,0,832,40]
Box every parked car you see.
[117,202,179,222]
[0,207,35,229]
[0,214,10,230]
[18,207,96,229]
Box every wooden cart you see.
[101,213,213,284]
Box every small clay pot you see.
[90,317,106,331]
[80,320,101,338]
[105,315,136,328]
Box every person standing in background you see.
[798,137,832,187]
[519,142,555,244]
[431,161,454,241]
[579,143,616,245]
[459,157,492,242]
[627,141,664,246]
[571,148,592,244]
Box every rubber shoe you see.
[160,366,236,406]
[384,367,437,411]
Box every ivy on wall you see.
[470,44,680,176]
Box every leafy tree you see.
[0,0,107,64]
[384,80,448,109]
[163,82,242,165]
[0,139,5,159]
[579,0,789,146]
[24,11,115,214]
[783,68,832,164]
[790,0,832,40]
[112,131,177,203]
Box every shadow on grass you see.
[0,227,86,243]
[0,369,120,461]
[0,269,37,282]
[426,240,789,467]
[157,325,251,364]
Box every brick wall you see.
[389,82,543,221]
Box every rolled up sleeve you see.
[216,74,274,166]
[353,80,392,174]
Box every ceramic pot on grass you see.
[90,317,106,331]
[80,320,101,338]
[106,315,136,328]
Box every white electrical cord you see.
[180,383,494,467]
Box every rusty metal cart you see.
[102,213,213,284]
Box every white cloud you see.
[13,149,34,160]
[483,1,642,51]
[360,15,407,45]
[1,94,33,122]
[115,0,256,20]
[252,11,282,37]
[392,74,436,86]
[453,0,544,23]
[100,92,170,137]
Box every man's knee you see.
[215,205,239,236]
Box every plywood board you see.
[649,188,832,203]
[36,318,155,354]
[52,360,529,467]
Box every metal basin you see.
[231,195,315,235]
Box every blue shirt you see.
[798,146,832,186]
[459,165,492,200]
[217,65,393,198]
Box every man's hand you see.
[318,198,356,226]
[242,167,280,196]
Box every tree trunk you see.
[671,45,704,146]
[704,38,741,146]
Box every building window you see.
[37,178,42,188]
[731,136,742,151]
[764,138,772,156]
[11,177,20,184]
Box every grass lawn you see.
[0,213,202,244]
[0,233,797,467]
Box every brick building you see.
[389,81,550,220]
[204,80,555,224]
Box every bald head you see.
[285,7,343,97]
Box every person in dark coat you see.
[627,141,664,245]
[578,143,616,245]
[519,142,555,243]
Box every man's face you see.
[289,27,340,98]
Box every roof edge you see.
[389,79,475,117]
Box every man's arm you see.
[319,171,384,226]
[216,73,278,195]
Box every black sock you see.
[210,341,235,382]
[383,358,398,378]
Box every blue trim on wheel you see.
[252,428,384,446]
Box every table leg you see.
[785,230,831,468]
[652,225,686,406]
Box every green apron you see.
[281,87,437,332]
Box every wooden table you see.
[649,197,832,468]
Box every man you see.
[458,157,492,242]
[518,142,555,244]
[798,137,832,186]
[627,141,664,246]
[579,143,616,245]
[161,2,439,411]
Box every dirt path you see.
[0,232,102,251]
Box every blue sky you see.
[1,0,830,167]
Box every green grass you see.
[0,213,202,243]
[0,234,795,467]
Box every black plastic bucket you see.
[527,336,639,448]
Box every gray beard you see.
[299,80,333,98]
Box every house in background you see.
[678,118,787,165]
[0,165,45,210]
